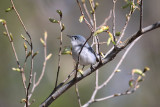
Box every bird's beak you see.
[67,35,72,38]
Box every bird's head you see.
[67,35,88,47]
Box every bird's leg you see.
[90,64,95,71]
[82,65,85,70]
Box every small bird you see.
[67,35,99,67]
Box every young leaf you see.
[0,19,6,24]
[61,23,65,31]
[10,33,13,42]
[107,37,111,46]
[20,99,26,103]
[143,67,150,73]
[12,68,21,72]
[5,6,13,12]
[62,47,72,55]
[129,80,135,88]
[116,32,121,36]
[94,26,109,36]
[56,10,62,18]
[78,69,84,75]
[23,42,27,50]
[3,32,7,36]
[26,51,32,59]
[46,53,52,60]
[107,31,116,45]
[21,34,26,40]
[79,15,84,23]
[40,38,45,46]
[49,18,59,23]
[132,69,145,77]
[32,51,39,59]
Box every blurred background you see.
[0,0,160,107]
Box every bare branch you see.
[97,10,112,29]
[75,84,82,107]
[112,0,117,45]
[28,32,49,100]
[76,0,94,32]
[82,1,94,26]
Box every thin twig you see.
[75,84,82,107]
[139,0,143,31]
[28,32,48,100]
[112,0,117,45]
[82,1,94,26]
[54,18,63,90]
[97,10,112,29]
[76,0,94,32]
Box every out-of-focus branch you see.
[97,10,112,29]
[76,0,94,32]
[75,84,82,107]
[112,0,117,45]
[28,32,49,100]
[10,0,34,106]
[82,1,94,26]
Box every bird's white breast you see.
[72,46,96,66]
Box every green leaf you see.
[32,51,39,58]
[62,47,72,55]
[107,37,111,46]
[116,32,121,36]
[94,26,109,36]
[107,31,116,45]
[132,69,145,77]
[78,69,84,75]
[21,34,26,40]
[23,42,27,50]
[0,19,6,24]
[12,67,21,72]
[143,67,150,73]
[137,76,143,82]
[56,10,62,18]
[61,23,65,31]
[20,98,26,103]
[79,15,84,23]
[5,6,13,12]
[49,18,59,23]
[40,38,45,46]
[26,51,32,59]
[10,33,13,42]
[3,32,7,36]
[46,53,52,60]
[129,80,134,88]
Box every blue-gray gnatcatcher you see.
[67,35,99,66]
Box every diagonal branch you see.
[40,21,160,107]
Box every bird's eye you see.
[74,37,77,40]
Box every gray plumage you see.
[67,35,98,66]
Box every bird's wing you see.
[87,46,99,62]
